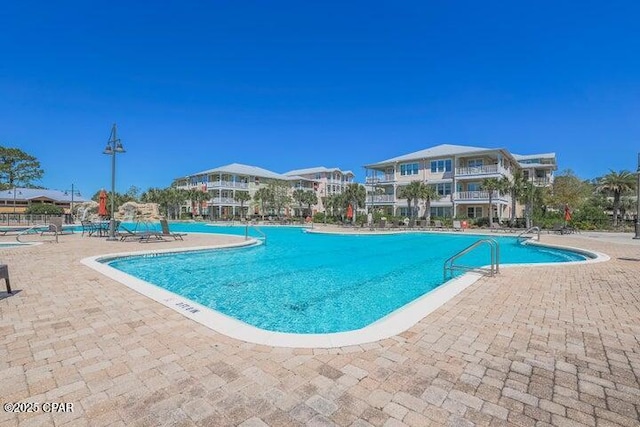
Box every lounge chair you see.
[117,223,164,242]
[432,220,444,230]
[160,219,186,240]
[452,220,464,231]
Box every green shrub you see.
[25,203,64,215]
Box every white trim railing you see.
[212,197,237,204]
[207,181,249,189]
[365,195,395,203]
[455,165,505,176]
[454,191,501,201]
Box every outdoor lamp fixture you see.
[635,152,640,239]
[103,123,125,241]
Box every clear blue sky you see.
[2,1,639,198]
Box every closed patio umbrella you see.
[98,190,108,217]
[564,204,571,223]
[346,204,353,219]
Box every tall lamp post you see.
[634,152,640,239]
[103,124,125,241]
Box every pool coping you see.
[80,233,609,349]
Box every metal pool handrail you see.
[16,224,58,243]
[443,238,499,280]
[245,224,266,245]
[517,226,541,242]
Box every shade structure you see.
[98,190,108,217]
[346,204,353,219]
[564,205,572,222]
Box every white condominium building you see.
[364,144,556,220]
[174,164,354,219]
[283,167,355,213]
[174,163,291,219]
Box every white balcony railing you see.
[454,191,501,201]
[366,195,395,203]
[211,197,237,204]
[366,175,394,184]
[455,165,504,176]
[207,181,249,189]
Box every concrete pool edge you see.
[80,235,609,349]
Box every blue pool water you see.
[104,224,587,334]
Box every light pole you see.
[102,123,125,241]
[64,184,80,223]
[634,152,640,239]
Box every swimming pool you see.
[100,225,592,338]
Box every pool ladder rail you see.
[244,224,266,245]
[443,238,500,280]
[517,226,541,243]
[15,224,59,243]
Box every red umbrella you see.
[98,190,108,217]
[346,204,353,219]
[564,204,571,222]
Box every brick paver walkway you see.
[1,231,639,426]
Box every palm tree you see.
[342,183,366,224]
[188,188,210,217]
[397,181,421,218]
[500,170,527,226]
[481,178,502,227]
[292,189,306,217]
[253,187,273,219]
[233,190,251,220]
[301,191,318,217]
[418,183,440,225]
[596,170,636,226]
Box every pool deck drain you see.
[1,228,639,426]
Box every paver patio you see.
[0,229,639,426]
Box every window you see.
[468,159,484,168]
[400,163,419,176]
[430,207,452,218]
[435,183,452,196]
[467,183,481,192]
[315,173,321,180]
[430,159,452,173]
[467,207,483,218]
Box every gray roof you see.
[512,152,556,160]
[283,166,354,177]
[366,144,491,166]
[0,188,89,202]
[189,163,286,180]
[283,175,316,182]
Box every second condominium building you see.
[174,163,354,218]
[364,144,556,220]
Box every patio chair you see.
[432,220,444,230]
[41,216,63,236]
[160,219,186,240]
[81,220,97,236]
[452,220,464,231]
[0,264,11,294]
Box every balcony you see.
[365,195,395,204]
[455,165,507,177]
[366,175,394,184]
[207,181,249,189]
[211,197,237,205]
[454,191,502,201]
[532,178,551,186]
